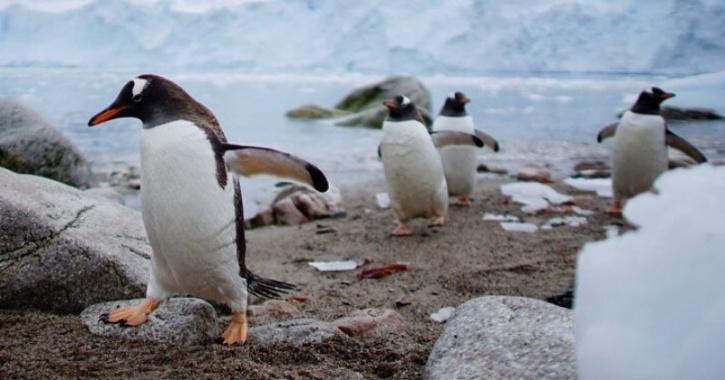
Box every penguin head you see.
[383,95,419,121]
[630,87,675,115]
[88,74,198,127]
[440,91,470,116]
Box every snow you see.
[482,213,520,222]
[541,216,587,230]
[500,222,538,233]
[575,165,725,379]
[375,192,390,209]
[430,306,456,323]
[564,178,613,198]
[1,0,724,75]
[308,260,359,272]
[500,182,572,213]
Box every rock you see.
[0,168,150,313]
[81,298,220,345]
[286,76,433,129]
[661,106,722,121]
[0,99,92,188]
[247,207,275,228]
[516,165,552,183]
[272,198,308,225]
[333,308,407,337]
[424,296,575,380]
[248,300,299,317]
[249,318,344,346]
[572,160,610,178]
[477,162,508,175]
[285,104,348,119]
[84,187,126,205]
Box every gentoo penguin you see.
[379,95,484,236]
[432,92,499,206]
[597,87,707,214]
[88,74,328,345]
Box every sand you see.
[0,178,619,379]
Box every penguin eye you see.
[132,93,143,103]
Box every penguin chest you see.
[432,115,477,196]
[381,120,446,218]
[612,112,668,198]
[140,121,240,297]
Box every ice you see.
[482,213,519,222]
[430,306,456,323]
[308,260,359,272]
[575,165,725,379]
[564,178,613,198]
[541,216,587,230]
[375,192,390,209]
[500,222,538,233]
[0,0,724,75]
[500,182,572,213]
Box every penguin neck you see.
[439,101,467,117]
[629,98,662,116]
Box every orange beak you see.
[383,99,396,109]
[88,106,124,127]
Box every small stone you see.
[247,208,274,229]
[248,300,299,317]
[477,163,508,174]
[81,298,220,345]
[273,198,308,225]
[333,308,407,337]
[516,165,552,183]
[248,318,344,346]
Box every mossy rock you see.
[285,104,349,120]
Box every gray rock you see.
[247,184,344,228]
[424,296,575,380]
[81,298,220,345]
[0,99,92,188]
[249,318,344,346]
[84,187,126,205]
[286,76,433,129]
[0,167,150,313]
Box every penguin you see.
[597,87,707,214]
[379,95,484,236]
[88,74,329,345]
[432,92,499,206]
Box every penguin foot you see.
[606,200,623,216]
[452,196,472,207]
[391,223,413,236]
[428,216,445,227]
[222,312,248,345]
[103,298,161,327]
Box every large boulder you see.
[0,99,92,188]
[424,296,576,380]
[81,298,220,345]
[286,76,433,128]
[0,167,150,313]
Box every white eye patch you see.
[449,92,455,99]
[132,77,149,97]
[401,96,411,105]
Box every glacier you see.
[0,0,724,75]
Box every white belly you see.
[381,120,448,220]
[140,120,245,308]
[612,111,668,199]
[432,115,477,196]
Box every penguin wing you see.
[665,130,708,163]
[597,122,618,143]
[222,144,329,192]
[474,129,500,152]
[430,131,484,148]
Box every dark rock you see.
[662,106,722,121]
[0,99,92,188]
[0,168,150,313]
[424,296,575,380]
[81,298,220,345]
[285,104,348,119]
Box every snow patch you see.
[500,222,538,233]
[564,177,613,198]
[501,182,572,213]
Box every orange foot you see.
[606,200,623,216]
[452,196,472,207]
[221,312,248,345]
[391,223,413,237]
[428,216,445,227]
[101,298,161,327]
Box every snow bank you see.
[575,165,725,379]
[1,0,724,75]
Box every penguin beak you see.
[383,99,397,110]
[659,92,675,100]
[88,105,126,127]
[460,97,470,104]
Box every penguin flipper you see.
[474,129,500,152]
[666,130,708,163]
[430,131,484,148]
[246,271,297,299]
[597,122,618,143]
[222,144,329,192]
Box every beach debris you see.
[516,164,552,183]
[500,182,572,213]
[564,177,613,198]
[500,222,538,233]
[333,308,407,337]
[430,306,456,323]
[308,260,359,272]
[541,216,587,230]
[358,262,410,280]
[375,192,391,209]
[288,294,309,303]
[482,213,520,222]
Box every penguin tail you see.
[246,271,297,299]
